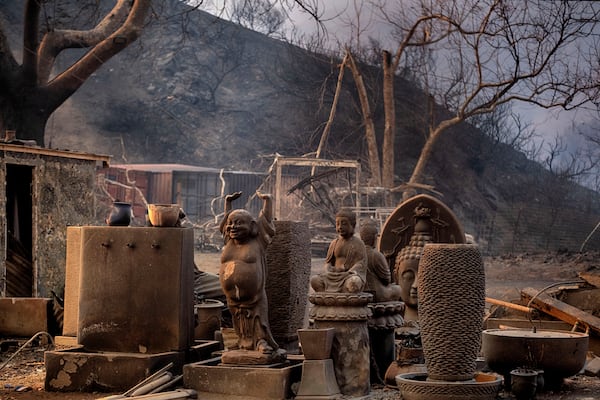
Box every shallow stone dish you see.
[396,372,502,400]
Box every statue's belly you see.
[220,260,262,302]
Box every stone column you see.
[266,220,311,352]
[309,292,372,397]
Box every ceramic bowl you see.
[148,204,181,227]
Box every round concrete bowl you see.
[482,328,588,386]
[148,204,181,227]
[395,372,502,400]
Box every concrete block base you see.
[44,346,184,392]
[0,298,51,337]
[183,356,302,399]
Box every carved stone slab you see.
[378,194,466,267]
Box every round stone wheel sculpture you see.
[378,194,466,269]
[417,243,485,381]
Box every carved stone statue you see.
[394,204,434,310]
[310,209,367,293]
[219,191,285,364]
[308,209,371,396]
[359,220,402,303]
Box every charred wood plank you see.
[521,287,600,335]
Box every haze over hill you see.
[1,0,599,254]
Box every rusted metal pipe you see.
[0,331,54,374]
[130,389,197,399]
[97,389,196,400]
[131,372,173,396]
[123,362,174,396]
[149,375,182,394]
[485,297,531,313]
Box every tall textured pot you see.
[417,243,485,381]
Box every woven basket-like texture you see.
[396,372,502,400]
[418,244,485,381]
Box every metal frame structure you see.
[271,156,361,220]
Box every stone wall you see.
[0,145,107,297]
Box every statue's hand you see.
[226,191,243,202]
[332,264,348,273]
[256,191,272,200]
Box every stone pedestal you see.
[309,292,372,397]
[296,328,340,399]
[369,329,395,383]
[65,226,194,353]
[44,347,184,392]
[367,301,405,383]
[296,360,340,399]
[50,226,195,393]
[44,226,194,392]
[266,220,311,352]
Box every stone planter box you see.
[44,346,184,392]
[183,356,302,399]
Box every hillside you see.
[1,0,599,254]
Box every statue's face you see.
[360,226,377,246]
[398,259,419,308]
[226,211,252,240]
[336,216,354,238]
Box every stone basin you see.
[396,372,502,400]
[481,328,588,385]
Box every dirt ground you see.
[1,251,600,399]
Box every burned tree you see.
[324,0,600,198]
[0,0,319,147]
[0,0,150,145]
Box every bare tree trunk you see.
[346,50,382,186]
[310,53,348,202]
[382,50,395,204]
[404,117,460,200]
[0,0,150,146]
[315,53,348,160]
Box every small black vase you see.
[511,368,538,400]
[106,202,132,226]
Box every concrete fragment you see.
[584,356,600,377]
[0,297,50,337]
